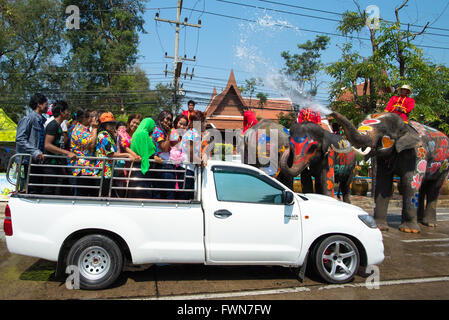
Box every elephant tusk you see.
[331,144,352,154]
[352,146,372,156]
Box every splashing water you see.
[234,13,332,116]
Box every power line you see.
[217,0,449,39]
[216,0,341,23]
[181,6,449,50]
[256,0,449,33]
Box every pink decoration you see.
[417,160,427,174]
[411,174,423,190]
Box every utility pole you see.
[155,0,201,107]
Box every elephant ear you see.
[323,131,352,154]
[395,131,421,153]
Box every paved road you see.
[1,205,449,300]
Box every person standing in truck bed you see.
[95,112,139,197]
[69,110,99,196]
[43,100,77,195]
[15,93,48,193]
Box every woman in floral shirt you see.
[95,112,139,196]
[70,110,99,196]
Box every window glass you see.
[214,171,283,204]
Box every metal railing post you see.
[98,158,106,197]
[25,155,32,194]
[108,159,116,198]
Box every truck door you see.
[204,165,302,264]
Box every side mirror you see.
[283,190,295,206]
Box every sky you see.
[136,0,449,112]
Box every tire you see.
[311,235,360,284]
[66,234,124,290]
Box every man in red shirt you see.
[297,108,321,124]
[242,110,259,134]
[182,100,196,124]
[384,85,415,123]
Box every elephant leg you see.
[420,173,448,227]
[399,171,422,234]
[316,169,333,197]
[315,173,324,195]
[340,171,354,204]
[417,181,426,225]
[373,163,394,231]
[301,170,313,193]
[278,171,294,191]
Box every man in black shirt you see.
[43,101,76,194]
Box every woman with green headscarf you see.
[129,118,162,198]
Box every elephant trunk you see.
[280,143,304,177]
[331,111,373,149]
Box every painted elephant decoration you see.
[279,121,356,202]
[239,119,293,190]
[332,111,449,233]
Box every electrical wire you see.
[256,0,449,33]
[180,6,449,50]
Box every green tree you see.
[277,111,296,129]
[154,83,183,116]
[0,0,64,122]
[62,0,148,114]
[326,0,449,133]
[281,35,330,97]
[239,77,264,110]
[256,92,267,108]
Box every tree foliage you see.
[0,0,65,122]
[0,0,174,124]
[281,35,330,97]
[62,0,151,115]
[277,111,296,129]
[239,77,265,110]
[326,0,449,134]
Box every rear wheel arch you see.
[56,229,132,278]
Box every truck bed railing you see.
[6,153,201,202]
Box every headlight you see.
[358,214,377,228]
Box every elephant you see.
[279,121,356,202]
[239,119,294,190]
[332,111,449,233]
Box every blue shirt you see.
[15,111,46,162]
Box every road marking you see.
[317,276,449,290]
[129,276,449,300]
[132,287,311,300]
[401,238,449,243]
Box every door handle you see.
[214,209,232,219]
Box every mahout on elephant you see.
[332,111,449,233]
[279,121,356,202]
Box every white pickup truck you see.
[3,155,384,290]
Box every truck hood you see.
[297,193,367,215]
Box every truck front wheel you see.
[66,234,124,290]
[311,235,360,284]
